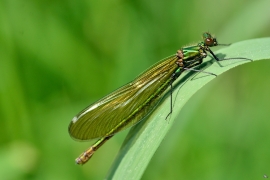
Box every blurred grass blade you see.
[106,37,270,180]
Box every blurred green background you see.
[1,0,270,179]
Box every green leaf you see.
[106,37,270,180]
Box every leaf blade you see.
[107,37,270,180]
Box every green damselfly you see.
[69,32,247,165]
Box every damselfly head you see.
[203,32,218,47]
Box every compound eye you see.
[205,37,218,47]
[205,38,214,46]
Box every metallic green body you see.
[183,45,201,60]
